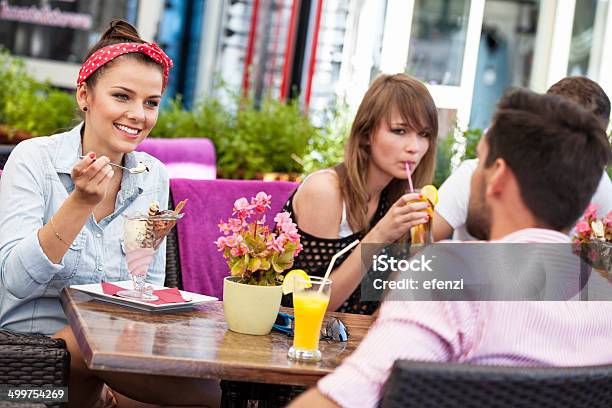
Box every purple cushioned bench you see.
[137,138,216,179]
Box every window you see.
[406,0,471,86]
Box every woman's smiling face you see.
[77,56,163,154]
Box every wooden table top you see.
[60,288,374,386]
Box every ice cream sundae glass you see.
[117,200,186,301]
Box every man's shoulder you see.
[496,228,570,243]
[439,159,477,194]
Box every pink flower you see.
[267,234,286,252]
[274,211,299,237]
[234,197,250,211]
[605,210,612,227]
[251,192,272,213]
[575,221,591,236]
[218,220,231,235]
[230,245,247,257]
[280,221,298,236]
[583,204,599,221]
[214,236,228,251]
[216,192,302,284]
[274,212,292,225]
[228,217,244,233]
[232,197,253,218]
[225,234,244,248]
[285,231,300,244]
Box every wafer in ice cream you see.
[144,201,160,247]
[159,199,188,238]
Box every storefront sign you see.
[0,0,92,30]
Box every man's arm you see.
[433,160,478,241]
[287,302,476,408]
[433,210,453,241]
[290,388,340,408]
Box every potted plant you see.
[573,204,612,279]
[215,192,302,335]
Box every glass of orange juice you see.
[287,276,332,362]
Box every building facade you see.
[2,0,611,138]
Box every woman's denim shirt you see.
[0,124,169,335]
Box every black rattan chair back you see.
[0,330,70,408]
[381,360,612,408]
[164,191,183,290]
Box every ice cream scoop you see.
[78,156,150,174]
[129,162,150,174]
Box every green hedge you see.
[151,94,348,179]
[0,47,76,138]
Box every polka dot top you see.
[280,185,392,315]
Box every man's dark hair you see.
[547,76,610,128]
[485,88,612,231]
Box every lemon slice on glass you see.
[421,185,439,206]
[282,269,312,295]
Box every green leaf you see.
[244,234,267,253]
[230,259,247,276]
[271,252,293,273]
[247,257,262,272]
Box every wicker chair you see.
[163,191,183,290]
[380,360,612,408]
[0,330,69,408]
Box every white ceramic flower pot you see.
[223,276,283,335]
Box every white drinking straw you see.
[318,239,360,293]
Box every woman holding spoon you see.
[282,73,438,314]
[0,18,170,334]
[0,20,219,407]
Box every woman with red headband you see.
[0,20,219,406]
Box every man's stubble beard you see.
[466,178,492,240]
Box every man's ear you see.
[485,158,510,197]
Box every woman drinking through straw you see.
[281,74,438,314]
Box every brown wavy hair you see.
[335,74,438,233]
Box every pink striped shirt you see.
[318,228,612,408]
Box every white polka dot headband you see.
[77,42,174,91]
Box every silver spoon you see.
[78,156,150,174]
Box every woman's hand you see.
[367,192,430,243]
[70,152,114,207]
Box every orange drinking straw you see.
[404,162,414,193]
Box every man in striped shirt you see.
[290,89,612,408]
